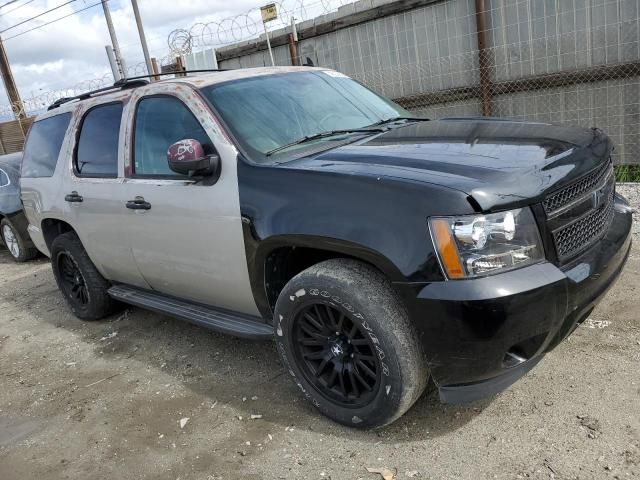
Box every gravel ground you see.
[619,184,640,236]
[0,185,638,480]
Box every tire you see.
[274,259,429,428]
[1,218,38,262]
[50,231,119,321]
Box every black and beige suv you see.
[20,67,633,427]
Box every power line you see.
[4,1,101,40]
[2,0,37,16]
[0,1,20,10]
[0,0,80,34]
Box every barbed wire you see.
[0,51,184,119]
[168,0,356,55]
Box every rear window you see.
[75,103,122,177]
[22,113,72,178]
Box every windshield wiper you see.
[265,128,385,156]
[368,116,430,127]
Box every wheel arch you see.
[251,234,405,319]
[41,218,76,253]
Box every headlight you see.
[429,208,544,279]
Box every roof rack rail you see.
[117,68,229,84]
[47,79,149,111]
[47,69,228,111]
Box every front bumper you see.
[401,194,633,404]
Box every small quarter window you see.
[75,103,123,177]
[133,96,212,177]
[22,112,71,178]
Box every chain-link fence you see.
[215,0,640,166]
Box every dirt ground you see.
[1,186,639,480]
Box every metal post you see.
[288,17,299,66]
[0,36,26,121]
[105,45,121,82]
[288,34,299,66]
[291,16,298,42]
[101,0,126,79]
[130,0,153,76]
[263,21,275,66]
[150,57,160,81]
[175,56,186,77]
[474,0,493,116]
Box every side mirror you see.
[167,139,220,180]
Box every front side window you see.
[133,96,212,176]
[200,71,410,162]
[75,103,123,177]
[22,112,72,178]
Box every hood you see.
[287,118,611,212]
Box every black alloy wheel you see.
[57,251,90,306]
[274,259,430,427]
[50,231,120,320]
[292,302,381,407]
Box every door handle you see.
[126,196,151,210]
[65,191,83,203]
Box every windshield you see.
[200,71,411,162]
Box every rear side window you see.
[22,113,71,178]
[0,168,8,187]
[75,103,123,177]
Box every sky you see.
[0,0,340,115]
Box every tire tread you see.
[51,231,118,321]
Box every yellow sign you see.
[260,3,277,23]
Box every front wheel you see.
[274,259,429,428]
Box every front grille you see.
[544,161,615,262]
[543,160,612,215]
[552,187,615,260]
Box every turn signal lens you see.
[430,218,465,279]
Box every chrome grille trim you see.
[551,182,615,261]
[543,160,613,217]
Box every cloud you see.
[0,0,259,111]
[0,0,344,114]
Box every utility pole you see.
[0,35,26,121]
[101,0,126,79]
[130,0,153,76]
[105,45,121,82]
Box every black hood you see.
[287,118,611,212]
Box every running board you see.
[108,285,273,340]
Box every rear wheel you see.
[50,232,119,320]
[1,219,38,262]
[274,259,429,428]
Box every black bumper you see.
[401,194,633,404]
